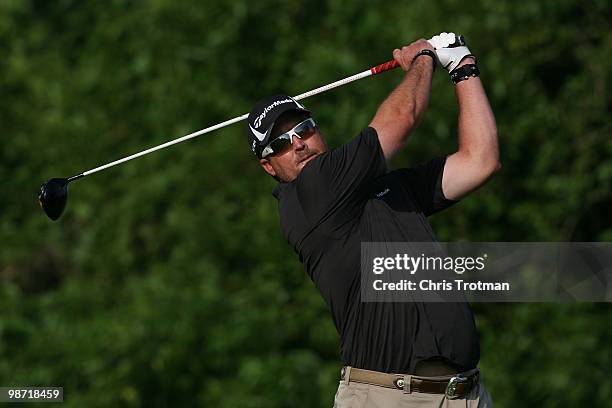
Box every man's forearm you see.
[455,58,499,169]
[441,57,500,200]
[376,57,433,132]
[369,40,435,159]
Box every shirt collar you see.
[272,183,289,200]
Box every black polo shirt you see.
[272,127,479,374]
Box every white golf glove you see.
[428,32,474,72]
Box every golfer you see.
[246,32,499,407]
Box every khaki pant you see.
[332,371,492,408]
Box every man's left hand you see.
[428,32,474,72]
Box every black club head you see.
[38,178,69,221]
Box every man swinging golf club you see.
[246,32,499,407]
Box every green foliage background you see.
[1,0,611,406]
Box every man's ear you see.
[259,158,276,177]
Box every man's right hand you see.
[392,39,435,71]
[428,32,474,72]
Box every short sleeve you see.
[394,156,458,216]
[296,127,387,223]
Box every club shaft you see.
[293,69,372,101]
[80,60,399,178]
[83,114,248,177]
[67,174,84,182]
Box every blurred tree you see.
[0,0,610,407]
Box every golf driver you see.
[38,59,401,221]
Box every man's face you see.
[259,113,328,182]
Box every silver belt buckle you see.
[445,374,468,399]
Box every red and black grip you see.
[370,59,400,75]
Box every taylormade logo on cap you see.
[246,94,309,158]
[253,98,294,128]
[249,123,271,142]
